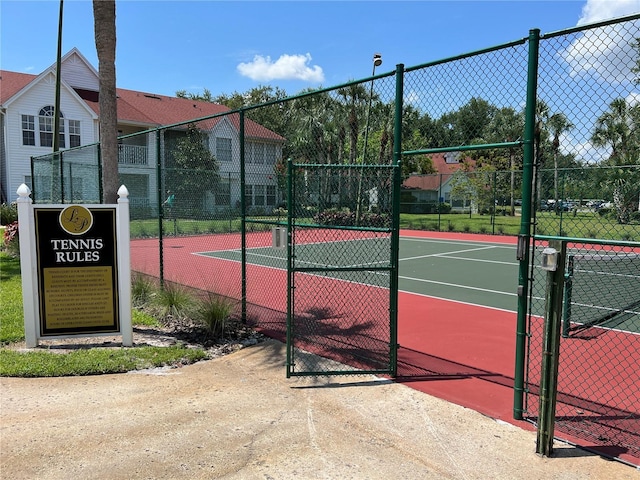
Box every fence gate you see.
[285,161,399,377]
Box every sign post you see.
[16,184,132,347]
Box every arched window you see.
[38,105,65,148]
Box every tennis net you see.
[563,251,640,337]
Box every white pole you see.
[16,184,39,347]
[117,185,133,346]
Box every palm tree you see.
[486,107,524,215]
[93,0,118,203]
[548,112,574,208]
[591,98,640,223]
[534,100,550,208]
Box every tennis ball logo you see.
[59,205,94,235]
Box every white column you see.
[117,185,133,347]
[16,184,39,347]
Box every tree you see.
[548,112,574,208]
[591,98,640,223]
[485,107,525,215]
[632,36,640,85]
[166,124,220,217]
[93,0,118,203]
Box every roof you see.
[0,70,36,102]
[403,153,476,191]
[0,69,284,141]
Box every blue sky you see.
[1,0,638,99]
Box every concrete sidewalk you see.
[0,340,636,479]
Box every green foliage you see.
[0,253,24,344]
[0,346,207,377]
[0,203,18,224]
[165,123,220,217]
[195,294,235,338]
[1,221,19,257]
[131,274,156,307]
[152,282,195,320]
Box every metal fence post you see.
[389,63,405,377]
[240,110,247,323]
[536,240,566,456]
[514,27,540,420]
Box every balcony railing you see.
[118,144,148,165]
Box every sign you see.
[34,205,120,336]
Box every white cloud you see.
[577,0,640,26]
[237,53,324,82]
[561,0,639,84]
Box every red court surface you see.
[130,230,639,466]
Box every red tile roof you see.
[0,70,35,102]
[0,70,284,141]
[403,153,476,191]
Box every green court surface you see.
[198,236,521,312]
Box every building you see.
[402,152,477,213]
[0,48,285,212]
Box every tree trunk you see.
[93,0,118,203]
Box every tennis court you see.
[197,231,521,312]
[130,229,640,463]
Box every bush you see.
[0,203,18,225]
[2,221,19,257]
[196,295,235,338]
[438,202,452,214]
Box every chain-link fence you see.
[524,16,640,463]
[28,12,639,464]
[287,162,398,376]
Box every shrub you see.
[196,295,235,338]
[2,221,19,257]
[438,202,452,214]
[153,283,194,320]
[131,274,156,307]
[0,203,18,225]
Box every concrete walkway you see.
[1,340,636,479]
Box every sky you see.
[1,0,639,99]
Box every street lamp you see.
[362,53,382,165]
[357,53,382,225]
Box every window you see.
[69,120,81,148]
[254,185,265,206]
[253,143,264,164]
[38,106,55,147]
[22,115,35,145]
[215,181,230,206]
[265,144,276,165]
[245,143,253,164]
[25,106,80,148]
[216,137,232,162]
[266,185,276,206]
[245,184,253,206]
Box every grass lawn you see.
[0,252,207,377]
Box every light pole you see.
[362,53,382,165]
[357,53,382,225]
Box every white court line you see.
[401,236,516,249]
[399,275,517,297]
[400,245,498,262]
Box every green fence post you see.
[536,240,566,456]
[389,63,405,377]
[286,158,294,378]
[156,129,164,288]
[240,110,247,323]
[514,28,540,421]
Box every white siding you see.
[4,72,98,199]
[61,52,99,91]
